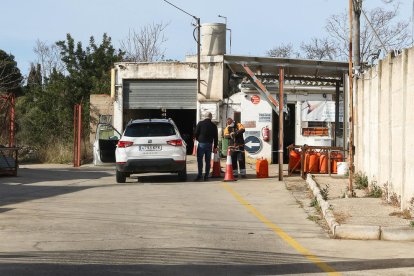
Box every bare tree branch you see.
[326,4,412,63]
[33,40,66,83]
[120,22,169,62]
[300,37,338,60]
[266,43,296,58]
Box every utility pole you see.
[348,0,355,197]
[163,0,201,103]
[352,0,362,68]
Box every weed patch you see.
[307,215,320,222]
[320,184,330,201]
[388,211,411,219]
[354,172,368,189]
[368,183,382,198]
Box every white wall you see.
[240,92,273,162]
[237,90,335,163]
[355,48,414,209]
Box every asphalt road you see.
[1,158,414,275]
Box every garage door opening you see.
[123,109,196,155]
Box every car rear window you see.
[124,122,176,137]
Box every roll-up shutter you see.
[124,79,197,109]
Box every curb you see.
[335,225,380,240]
[305,174,414,241]
[381,226,414,241]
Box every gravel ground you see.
[285,175,412,229]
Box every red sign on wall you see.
[251,95,260,104]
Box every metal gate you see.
[123,80,197,109]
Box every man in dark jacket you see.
[194,112,218,181]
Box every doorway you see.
[272,103,296,164]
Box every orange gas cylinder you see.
[331,152,344,174]
[304,152,310,172]
[288,150,301,172]
[319,152,328,174]
[337,152,343,162]
[256,158,269,178]
[308,152,320,173]
[331,152,338,174]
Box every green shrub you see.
[354,172,368,189]
[368,184,382,198]
[310,197,318,207]
[320,184,329,201]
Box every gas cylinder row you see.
[289,150,343,174]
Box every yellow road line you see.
[222,182,340,275]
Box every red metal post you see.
[348,0,354,196]
[279,67,284,181]
[77,104,82,167]
[9,94,15,147]
[73,104,82,167]
[73,105,77,166]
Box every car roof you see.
[128,118,173,124]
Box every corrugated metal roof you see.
[224,55,349,80]
[240,77,342,87]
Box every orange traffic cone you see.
[192,140,197,156]
[211,152,221,178]
[223,148,236,182]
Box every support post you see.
[73,105,77,166]
[348,0,354,196]
[279,67,284,181]
[197,18,201,105]
[334,81,340,146]
[73,104,82,167]
[77,104,82,167]
[9,93,15,147]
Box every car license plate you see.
[139,145,162,151]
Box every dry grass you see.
[389,192,400,207]
[20,139,93,164]
[333,211,351,224]
[307,215,320,222]
[389,209,412,220]
[36,142,73,163]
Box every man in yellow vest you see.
[224,117,246,178]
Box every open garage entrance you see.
[122,79,197,154]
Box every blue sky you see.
[1,0,412,75]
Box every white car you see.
[115,119,187,183]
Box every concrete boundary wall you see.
[355,48,414,209]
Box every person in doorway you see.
[224,117,246,178]
[194,112,218,181]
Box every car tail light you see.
[117,141,133,148]
[167,139,183,146]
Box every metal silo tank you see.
[201,23,226,56]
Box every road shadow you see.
[0,247,413,275]
[0,167,113,208]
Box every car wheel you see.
[178,164,187,181]
[116,170,126,183]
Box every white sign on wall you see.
[301,101,343,122]
[258,113,271,122]
[200,102,219,122]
